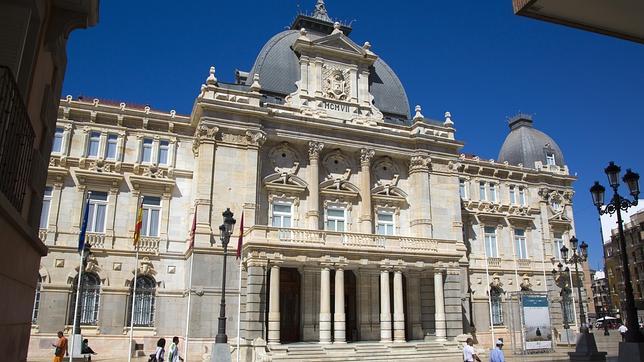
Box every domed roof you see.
[246,30,411,122]
[498,116,566,169]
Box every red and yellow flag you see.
[133,198,144,246]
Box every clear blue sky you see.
[63,1,644,269]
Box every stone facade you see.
[28,1,591,360]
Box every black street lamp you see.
[552,262,572,330]
[213,208,236,362]
[557,237,589,331]
[590,162,642,343]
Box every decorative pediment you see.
[73,168,123,190]
[312,33,367,56]
[263,172,308,194]
[320,178,359,199]
[128,174,175,196]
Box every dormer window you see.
[546,153,556,166]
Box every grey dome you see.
[498,117,566,168]
[246,30,411,122]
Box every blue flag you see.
[78,194,91,252]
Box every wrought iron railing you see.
[0,66,35,211]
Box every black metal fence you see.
[0,65,35,212]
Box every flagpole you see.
[69,250,84,360]
[127,247,139,362]
[236,255,242,362]
[128,196,143,362]
[70,191,91,361]
[184,250,195,361]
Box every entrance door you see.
[345,271,357,342]
[280,268,301,343]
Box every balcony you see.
[250,226,441,255]
[517,259,531,268]
[487,257,502,268]
[86,233,105,249]
[0,66,35,212]
[138,237,160,254]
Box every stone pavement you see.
[27,331,622,361]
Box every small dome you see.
[498,116,566,169]
[246,29,411,122]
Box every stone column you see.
[334,267,346,343]
[244,260,267,340]
[380,269,392,342]
[360,148,375,234]
[409,154,432,238]
[268,265,280,344]
[307,142,324,230]
[192,124,218,237]
[46,182,64,241]
[434,270,447,341]
[393,270,406,342]
[320,266,332,343]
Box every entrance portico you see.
[264,260,456,346]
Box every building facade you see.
[604,209,644,322]
[1,1,98,361]
[28,1,590,360]
[591,270,613,319]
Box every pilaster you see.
[409,154,432,238]
[307,141,324,230]
[360,148,375,233]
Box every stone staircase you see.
[268,340,463,361]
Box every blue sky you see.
[63,1,644,269]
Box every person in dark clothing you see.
[81,339,97,361]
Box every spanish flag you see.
[133,198,144,246]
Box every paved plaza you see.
[28,331,621,361]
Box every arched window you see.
[32,276,43,324]
[128,276,156,327]
[68,273,101,325]
[491,287,504,326]
[561,288,575,325]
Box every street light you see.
[557,237,589,331]
[212,208,236,362]
[552,262,571,330]
[590,162,642,343]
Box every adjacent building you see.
[604,209,644,322]
[591,270,613,319]
[0,1,98,361]
[28,1,591,360]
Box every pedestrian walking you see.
[619,323,628,342]
[81,338,97,361]
[51,331,68,362]
[168,336,184,362]
[149,338,166,362]
[463,337,481,362]
[489,339,505,362]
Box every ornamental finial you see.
[312,0,332,22]
[444,111,454,127]
[206,66,218,86]
[413,105,424,122]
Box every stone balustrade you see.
[86,233,105,249]
[517,258,531,268]
[487,257,502,267]
[251,226,445,255]
[138,237,160,254]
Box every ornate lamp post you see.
[590,162,642,344]
[560,237,589,331]
[212,208,236,362]
[552,262,572,330]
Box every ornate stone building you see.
[28,1,590,360]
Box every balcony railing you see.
[0,66,35,212]
[138,237,160,254]
[86,233,105,249]
[268,227,440,254]
[487,257,502,267]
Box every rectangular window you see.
[484,226,498,258]
[325,207,346,232]
[271,202,292,228]
[87,191,108,233]
[39,186,53,229]
[489,183,497,203]
[546,153,556,166]
[52,127,64,154]
[141,196,161,237]
[87,131,101,157]
[141,138,153,163]
[554,233,564,260]
[479,182,486,201]
[105,134,118,160]
[509,186,516,204]
[376,209,395,236]
[515,228,528,259]
[491,291,503,325]
[459,179,468,200]
[158,140,170,165]
[519,187,527,206]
